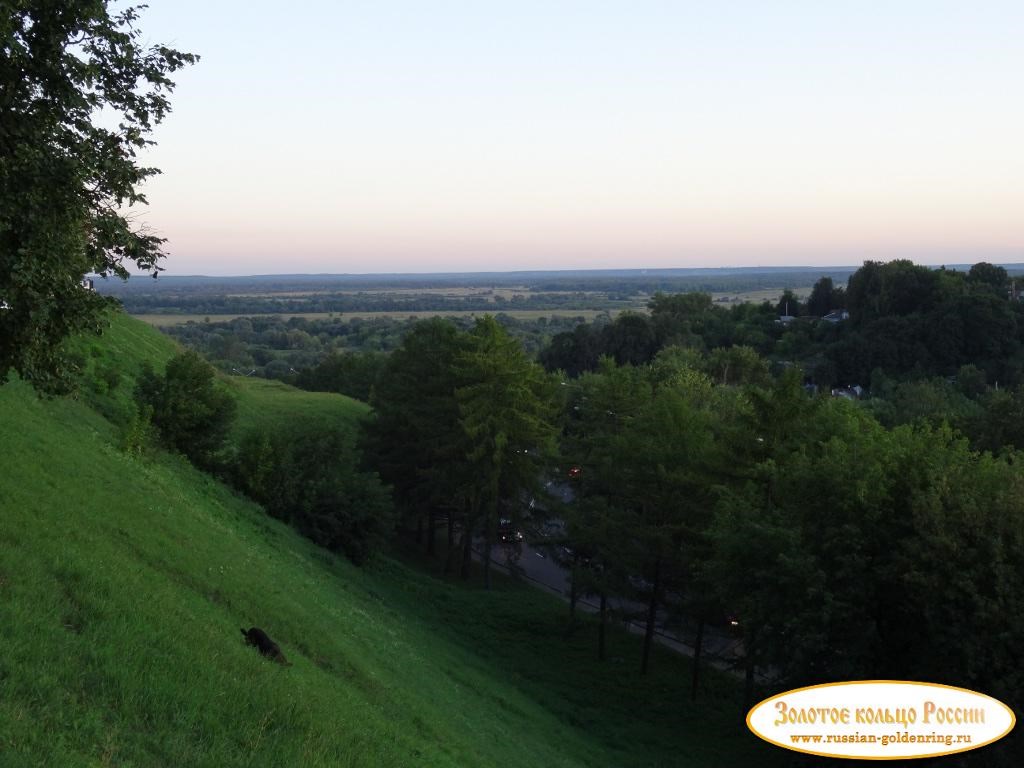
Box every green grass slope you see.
[71,311,369,441]
[227,376,369,440]
[0,314,775,767]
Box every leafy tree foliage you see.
[708,375,1024,741]
[804,276,845,317]
[704,345,770,387]
[0,2,196,391]
[561,360,653,639]
[456,316,559,586]
[648,291,713,348]
[362,318,472,557]
[364,316,559,582]
[618,381,722,673]
[599,312,658,366]
[234,426,394,564]
[538,323,602,377]
[539,295,780,379]
[797,261,1024,386]
[774,289,803,317]
[564,359,728,673]
[967,261,1009,293]
[846,260,942,323]
[964,387,1024,454]
[352,297,1024,735]
[863,377,980,430]
[295,351,387,401]
[135,351,236,467]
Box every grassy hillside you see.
[0,313,776,767]
[226,376,369,439]
[69,311,369,441]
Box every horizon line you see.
[93,261,1024,281]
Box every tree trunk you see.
[745,657,755,712]
[443,532,459,576]
[444,511,464,576]
[459,524,472,580]
[743,632,757,712]
[426,508,436,556]
[640,557,661,675]
[691,615,705,701]
[483,471,499,590]
[568,555,579,621]
[483,527,492,590]
[598,592,608,661]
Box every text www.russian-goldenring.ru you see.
[790,732,972,747]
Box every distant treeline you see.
[95,266,865,295]
[539,261,1024,389]
[113,291,632,316]
[94,268,884,316]
[163,313,601,399]
[160,261,1024,402]
[525,271,853,294]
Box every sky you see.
[127,1,1023,275]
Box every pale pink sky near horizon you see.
[126,1,1022,276]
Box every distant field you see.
[131,286,802,327]
[133,309,625,326]
[223,286,542,299]
[709,286,811,304]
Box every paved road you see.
[476,537,745,672]
[467,479,747,672]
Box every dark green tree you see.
[647,291,712,348]
[966,387,1024,454]
[562,495,632,661]
[538,323,601,377]
[864,377,979,430]
[956,364,988,399]
[456,316,559,587]
[235,426,395,564]
[362,318,471,559]
[599,312,658,366]
[296,350,387,401]
[136,351,235,467]
[569,360,722,674]
[774,289,803,317]
[704,345,770,387]
[0,3,197,391]
[845,260,885,324]
[967,261,1009,293]
[847,259,945,326]
[562,359,652,624]
[620,381,720,675]
[805,277,835,317]
[712,384,1024,740]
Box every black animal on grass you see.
[241,627,292,667]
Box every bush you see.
[136,351,236,468]
[121,404,156,459]
[234,426,394,564]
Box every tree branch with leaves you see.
[1,2,197,391]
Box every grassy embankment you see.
[0,312,778,767]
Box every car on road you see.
[497,518,524,544]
